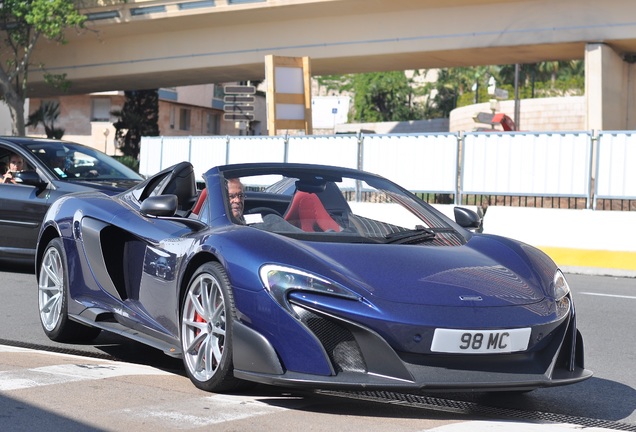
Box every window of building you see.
[213,85,225,100]
[206,112,221,134]
[91,99,111,121]
[180,108,191,131]
[170,106,175,129]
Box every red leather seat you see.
[284,191,341,232]
[190,188,207,215]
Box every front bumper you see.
[231,300,592,392]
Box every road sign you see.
[224,95,255,104]
[495,88,509,99]
[223,104,254,112]
[474,112,495,124]
[224,85,256,94]
[223,113,254,121]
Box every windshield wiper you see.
[384,226,436,244]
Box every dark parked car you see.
[36,162,591,393]
[0,136,143,264]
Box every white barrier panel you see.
[287,135,359,168]
[226,136,286,165]
[596,132,636,201]
[362,134,458,193]
[158,136,195,175]
[462,132,591,197]
[482,206,636,274]
[139,137,163,177]
[189,136,228,180]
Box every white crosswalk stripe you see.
[0,362,173,391]
[117,394,302,428]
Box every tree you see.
[317,71,425,123]
[424,67,489,117]
[0,0,86,136]
[111,90,160,159]
[26,100,64,138]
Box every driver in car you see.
[2,153,25,184]
[227,178,246,224]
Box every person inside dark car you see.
[227,177,246,224]
[2,153,25,184]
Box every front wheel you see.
[38,238,101,342]
[181,262,246,392]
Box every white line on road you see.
[0,344,172,391]
[427,420,619,431]
[579,292,636,300]
[117,394,306,428]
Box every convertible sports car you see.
[0,137,143,264]
[36,162,592,393]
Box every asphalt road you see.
[0,263,634,431]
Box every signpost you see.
[223,113,254,122]
[474,112,495,124]
[224,85,256,95]
[224,95,255,104]
[223,85,256,122]
[223,104,254,113]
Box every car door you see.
[0,148,53,259]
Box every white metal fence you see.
[140,131,636,209]
[595,131,636,208]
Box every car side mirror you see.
[141,194,178,217]
[140,194,207,231]
[454,206,481,230]
[14,170,47,188]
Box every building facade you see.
[26,83,267,155]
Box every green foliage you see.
[317,71,425,122]
[318,62,584,121]
[111,90,160,159]
[432,61,585,111]
[0,0,87,135]
[113,155,140,173]
[9,0,86,39]
[26,100,65,138]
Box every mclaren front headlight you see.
[553,269,571,301]
[260,264,360,313]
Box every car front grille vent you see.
[291,304,367,373]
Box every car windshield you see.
[228,169,465,246]
[26,140,143,181]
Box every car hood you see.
[279,234,554,308]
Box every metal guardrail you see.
[140,131,636,210]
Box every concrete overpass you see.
[27,0,636,130]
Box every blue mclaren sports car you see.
[36,162,592,393]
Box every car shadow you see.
[86,332,185,374]
[0,261,35,274]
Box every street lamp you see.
[103,128,110,154]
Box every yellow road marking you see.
[539,247,636,271]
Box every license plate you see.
[431,328,531,354]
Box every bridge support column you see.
[585,43,636,130]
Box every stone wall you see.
[450,96,586,132]
[333,118,449,135]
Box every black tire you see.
[38,238,101,342]
[180,261,247,392]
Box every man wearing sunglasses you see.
[227,178,246,225]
